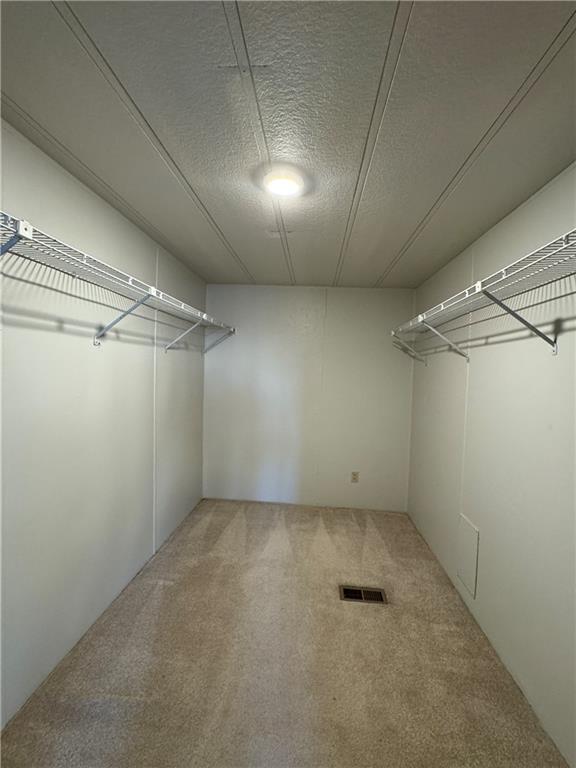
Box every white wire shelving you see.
[391,228,576,361]
[0,211,235,351]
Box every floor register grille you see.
[339,585,388,604]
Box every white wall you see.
[203,285,414,511]
[0,123,206,725]
[408,163,576,765]
[3,118,573,766]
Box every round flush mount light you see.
[261,165,306,197]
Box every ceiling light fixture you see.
[262,166,305,197]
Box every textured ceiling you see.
[1,1,575,287]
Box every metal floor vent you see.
[339,585,388,604]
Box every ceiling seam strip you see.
[52,1,255,283]
[331,1,414,287]
[271,201,296,284]
[1,95,168,248]
[222,1,297,285]
[373,10,576,287]
[221,2,270,160]
[0,94,216,281]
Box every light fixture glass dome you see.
[262,166,305,197]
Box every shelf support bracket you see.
[391,332,426,364]
[165,320,202,352]
[1,233,22,256]
[94,295,150,347]
[1,219,33,257]
[482,290,558,354]
[204,328,235,353]
[421,321,469,360]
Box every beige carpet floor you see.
[1,499,568,768]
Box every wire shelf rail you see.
[391,227,576,360]
[0,211,235,350]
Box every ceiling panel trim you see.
[1,93,189,269]
[222,0,296,284]
[331,0,414,287]
[373,7,576,287]
[51,0,256,283]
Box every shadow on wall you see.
[0,255,203,351]
[217,355,304,504]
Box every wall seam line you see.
[152,248,159,554]
[456,258,475,583]
[404,288,417,514]
[315,287,329,500]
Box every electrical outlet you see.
[351,471,359,483]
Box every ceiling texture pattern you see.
[2,1,575,287]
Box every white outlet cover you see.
[457,514,479,598]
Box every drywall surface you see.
[0,123,206,726]
[154,247,205,549]
[203,286,414,511]
[408,163,576,765]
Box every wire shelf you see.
[392,227,576,357]
[0,211,234,334]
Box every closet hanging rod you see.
[391,227,576,360]
[0,211,235,351]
